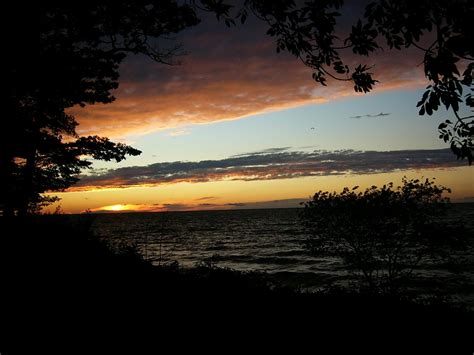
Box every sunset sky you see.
[46,10,473,213]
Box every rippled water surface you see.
[92,209,343,274]
[91,205,474,296]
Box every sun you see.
[106,204,127,211]
[90,204,138,213]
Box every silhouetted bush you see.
[300,177,468,293]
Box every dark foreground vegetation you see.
[1,216,473,354]
[301,178,472,294]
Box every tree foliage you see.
[300,178,466,292]
[208,0,473,163]
[3,2,200,216]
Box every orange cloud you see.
[69,30,429,139]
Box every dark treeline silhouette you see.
[2,0,473,216]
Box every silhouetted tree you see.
[3,2,200,216]
[300,178,466,293]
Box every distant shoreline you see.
[72,206,304,215]
[73,202,474,215]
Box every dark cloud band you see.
[73,148,463,190]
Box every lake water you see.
[91,205,474,298]
[91,208,346,287]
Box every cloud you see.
[195,196,216,201]
[71,148,464,191]
[168,128,191,137]
[350,112,391,119]
[231,147,292,157]
[68,16,428,139]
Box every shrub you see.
[300,177,466,293]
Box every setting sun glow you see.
[104,204,128,212]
